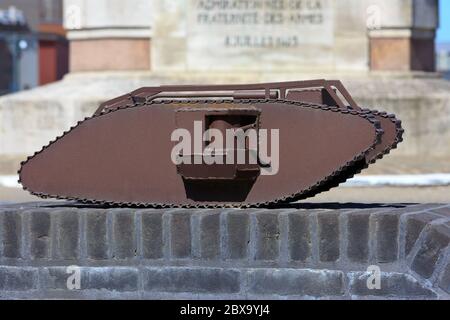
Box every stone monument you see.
[150,0,436,73]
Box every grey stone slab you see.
[404,212,443,257]
[42,266,139,292]
[0,266,38,291]
[317,212,340,262]
[224,211,250,260]
[431,206,450,217]
[347,212,370,263]
[198,211,221,259]
[411,224,450,279]
[143,267,240,294]
[374,212,399,263]
[438,263,450,294]
[84,267,139,292]
[85,210,109,260]
[247,268,344,297]
[28,209,51,260]
[141,211,164,259]
[254,212,280,261]
[288,212,311,262]
[349,272,436,298]
[168,211,192,259]
[41,266,73,290]
[112,210,136,259]
[0,211,22,259]
[53,210,80,260]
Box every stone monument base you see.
[0,202,449,299]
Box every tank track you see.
[19,98,402,208]
[293,110,404,201]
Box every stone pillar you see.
[64,0,152,72]
[369,0,438,72]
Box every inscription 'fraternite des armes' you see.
[194,0,327,48]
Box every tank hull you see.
[20,100,382,207]
[19,80,403,207]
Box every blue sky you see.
[437,0,450,43]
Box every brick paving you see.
[0,202,449,299]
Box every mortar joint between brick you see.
[428,244,450,286]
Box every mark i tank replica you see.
[19,80,403,208]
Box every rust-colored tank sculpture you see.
[19,80,403,207]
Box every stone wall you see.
[0,202,448,299]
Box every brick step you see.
[0,202,449,299]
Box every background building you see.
[436,0,450,79]
[64,0,438,74]
[437,43,450,79]
[0,0,68,96]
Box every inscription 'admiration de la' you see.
[152,0,334,71]
[195,0,329,48]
